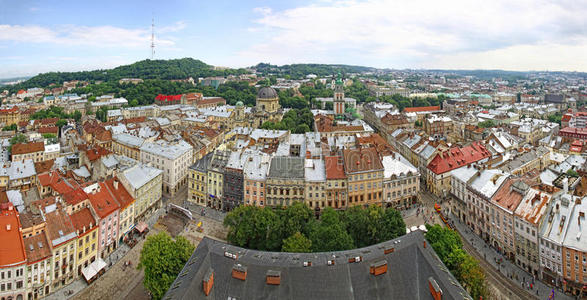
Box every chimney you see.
[203,268,214,296]
[114,180,119,190]
[232,264,247,281]
[6,224,11,231]
[370,260,388,276]
[384,247,395,254]
[428,277,443,300]
[563,177,569,194]
[266,270,281,285]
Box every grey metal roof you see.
[164,231,470,300]
[191,152,213,173]
[268,157,305,179]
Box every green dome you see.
[235,101,244,107]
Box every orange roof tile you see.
[87,182,120,218]
[343,147,384,173]
[105,178,135,210]
[23,233,51,264]
[0,203,27,267]
[11,142,45,155]
[427,142,491,174]
[325,156,346,180]
[403,106,441,113]
[69,207,97,236]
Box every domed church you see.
[234,86,283,128]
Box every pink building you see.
[86,182,120,258]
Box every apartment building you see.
[243,153,270,207]
[11,142,45,163]
[69,208,98,278]
[325,156,348,209]
[304,158,327,210]
[343,147,384,207]
[266,157,305,207]
[188,153,212,206]
[0,203,27,300]
[118,164,163,222]
[382,152,420,209]
[514,186,554,277]
[23,232,52,299]
[105,178,135,244]
[206,151,229,210]
[140,140,193,196]
[44,205,78,290]
[111,133,144,161]
[85,182,120,259]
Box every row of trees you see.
[425,225,488,299]
[260,108,314,133]
[254,63,373,79]
[223,203,406,253]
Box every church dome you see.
[257,86,278,99]
[235,101,244,107]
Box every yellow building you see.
[189,153,212,206]
[44,208,78,289]
[111,133,144,161]
[69,208,98,278]
[343,148,384,207]
[119,164,163,222]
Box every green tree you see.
[477,120,496,128]
[379,207,406,241]
[138,232,195,300]
[8,133,27,152]
[73,110,82,122]
[42,133,56,139]
[129,99,139,107]
[56,119,68,128]
[309,208,354,252]
[459,255,488,299]
[282,232,312,252]
[2,124,17,131]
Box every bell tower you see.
[333,73,345,115]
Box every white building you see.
[140,140,193,196]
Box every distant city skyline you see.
[1,0,586,78]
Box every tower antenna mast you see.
[150,17,155,59]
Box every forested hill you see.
[254,63,375,79]
[10,58,248,91]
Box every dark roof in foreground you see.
[268,156,305,179]
[164,231,470,300]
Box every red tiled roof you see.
[325,156,346,180]
[69,207,96,234]
[561,115,572,122]
[492,178,529,212]
[0,203,26,267]
[62,188,88,206]
[0,107,19,114]
[427,141,491,174]
[38,126,59,134]
[197,97,226,106]
[87,182,120,218]
[23,233,51,264]
[155,94,183,102]
[343,147,384,173]
[105,177,135,210]
[11,142,45,155]
[86,146,111,162]
[403,106,440,113]
[44,206,76,247]
[40,118,59,125]
[35,159,54,174]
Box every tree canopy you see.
[425,225,487,300]
[224,203,405,253]
[138,232,195,300]
[261,108,314,133]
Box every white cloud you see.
[239,0,587,71]
[0,24,177,48]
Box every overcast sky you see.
[1,0,586,78]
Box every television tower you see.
[150,17,155,59]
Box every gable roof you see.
[427,142,491,175]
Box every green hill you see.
[9,58,248,91]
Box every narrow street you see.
[420,190,573,300]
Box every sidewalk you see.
[450,213,573,300]
[183,200,226,222]
[45,207,166,300]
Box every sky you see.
[0,0,586,78]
